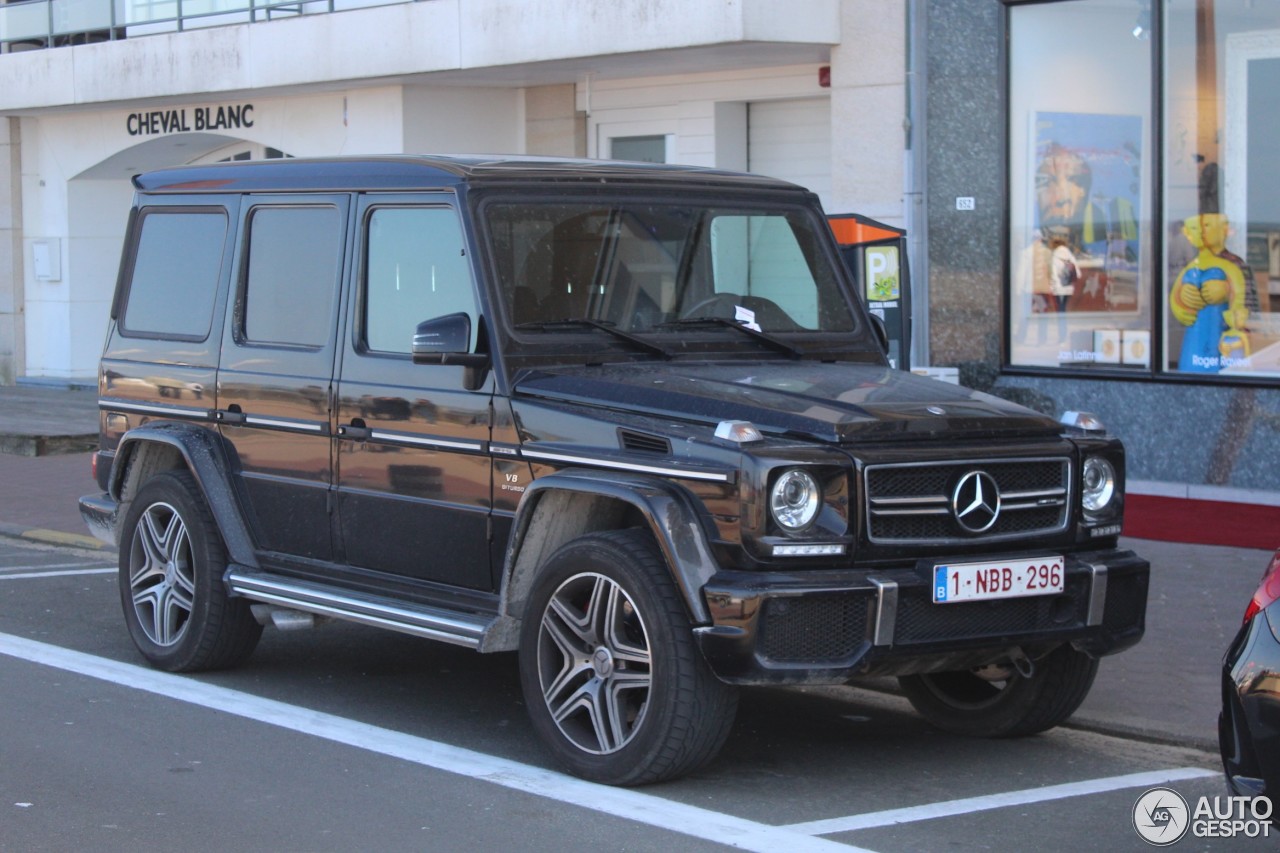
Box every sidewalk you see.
[0,383,1267,757]
[0,383,97,457]
[0,383,101,550]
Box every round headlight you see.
[1082,456,1117,513]
[770,468,822,532]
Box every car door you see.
[216,195,350,561]
[333,197,494,590]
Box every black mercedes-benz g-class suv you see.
[81,155,1148,785]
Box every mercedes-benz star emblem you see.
[952,470,1000,533]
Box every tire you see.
[518,529,738,785]
[118,470,262,672]
[898,644,1099,737]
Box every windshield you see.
[484,199,857,337]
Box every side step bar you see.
[225,568,494,649]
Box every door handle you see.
[213,404,246,425]
[337,423,370,441]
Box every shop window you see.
[1163,1,1280,377]
[1007,0,1280,381]
[1007,0,1154,372]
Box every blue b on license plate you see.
[933,557,1065,604]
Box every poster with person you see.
[1033,111,1143,314]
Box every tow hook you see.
[1010,650,1035,679]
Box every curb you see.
[1062,718,1218,757]
[0,434,97,458]
[0,522,112,553]
[816,677,1221,758]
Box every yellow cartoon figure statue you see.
[1170,213,1248,373]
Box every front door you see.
[333,198,494,590]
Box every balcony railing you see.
[0,0,408,50]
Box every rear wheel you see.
[519,529,737,785]
[898,645,1098,737]
[118,470,261,672]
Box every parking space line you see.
[0,567,115,580]
[783,766,1219,836]
[0,561,113,572]
[0,632,870,853]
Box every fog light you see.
[773,543,846,557]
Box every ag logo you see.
[1133,787,1190,845]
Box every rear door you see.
[333,196,494,590]
[216,195,351,562]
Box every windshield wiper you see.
[657,316,804,359]
[513,318,672,359]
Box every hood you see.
[513,362,1063,444]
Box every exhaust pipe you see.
[1010,648,1035,679]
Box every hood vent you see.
[618,429,672,455]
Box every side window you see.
[242,206,342,347]
[120,210,226,340]
[364,207,476,353]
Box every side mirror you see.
[412,313,489,368]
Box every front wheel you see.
[118,470,262,672]
[518,529,738,785]
[898,644,1098,737]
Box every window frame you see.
[116,206,230,343]
[234,202,345,351]
[355,202,479,358]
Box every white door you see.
[748,97,833,210]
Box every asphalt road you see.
[0,535,1272,852]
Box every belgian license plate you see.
[932,557,1064,604]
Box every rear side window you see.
[242,206,342,347]
[119,210,227,340]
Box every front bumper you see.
[695,548,1148,685]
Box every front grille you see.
[894,575,1089,645]
[760,594,869,663]
[866,458,1071,545]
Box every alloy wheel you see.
[536,572,653,755]
[127,501,196,647]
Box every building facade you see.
[1,0,1278,508]
[922,0,1280,507]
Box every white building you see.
[5,0,1280,512]
[0,0,909,384]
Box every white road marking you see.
[0,567,115,580]
[0,562,111,572]
[783,766,1220,836]
[0,633,867,853]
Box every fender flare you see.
[500,470,721,626]
[110,422,259,570]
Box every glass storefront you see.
[1007,0,1280,381]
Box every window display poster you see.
[1033,112,1142,312]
